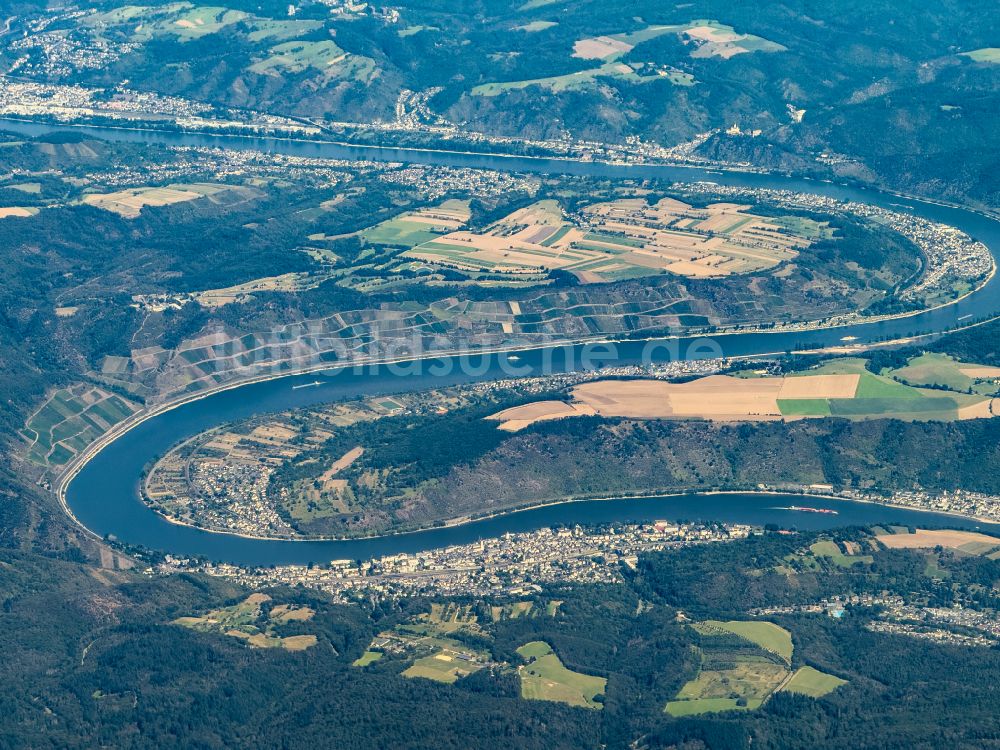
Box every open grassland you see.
[248,40,376,82]
[780,666,847,698]
[875,529,1000,556]
[85,3,249,41]
[572,20,786,62]
[352,650,383,667]
[78,3,370,89]
[666,620,842,716]
[173,593,318,650]
[962,48,1000,63]
[666,697,751,717]
[805,540,874,568]
[889,353,1000,396]
[403,649,486,683]
[693,620,793,663]
[84,3,319,43]
[516,20,558,32]
[517,641,607,709]
[81,183,257,218]
[472,61,693,95]
[404,198,815,283]
[21,384,138,468]
[5,181,41,193]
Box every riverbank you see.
[42,121,1000,563]
[56,314,998,545]
[137,483,1000,545]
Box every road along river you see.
[8,120,1000,566]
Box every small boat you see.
[292,380,324,390]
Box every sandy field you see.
[0,206,36,218]
[319,446,364,481]
[957,398,996,419]
[960,366,1000,379]
[876,529,1000,551]
[778,374,860,399]
[489,401,596,431]
[573,36,634,59]
[83,187,204,218]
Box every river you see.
[9,119,999,566]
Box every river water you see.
[9,119,999,565]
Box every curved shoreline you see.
[55,311,999,547]
[4,115,1000,224]
[138,486,1000,545]
[32,123,1000,559]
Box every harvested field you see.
[323,446,364,477]
[573,35,634,60]
[876,529,1000,553]
[489,369,995,430]
[778,374,859,399]
[957,398,996,419]
[960,366,1000,379]
[0,206,38,218]
[489,401,595,431]
[81,183,249,218]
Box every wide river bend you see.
[7,120,1000,565]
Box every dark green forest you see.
[5,529,1000,749]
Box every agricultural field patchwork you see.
[355,600,578,696]
[783,540,874,571]
[21,384,139,468]
[402,197,817,283]
[489,355,1000,432]
[666,620,842,716]
[358,602,496,683]
[572,20,786,62]
[363,199,471,247]
[887,353,1000,396]
[475,19,782,95]
[490,356,998,430]
[173,593,318,650]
